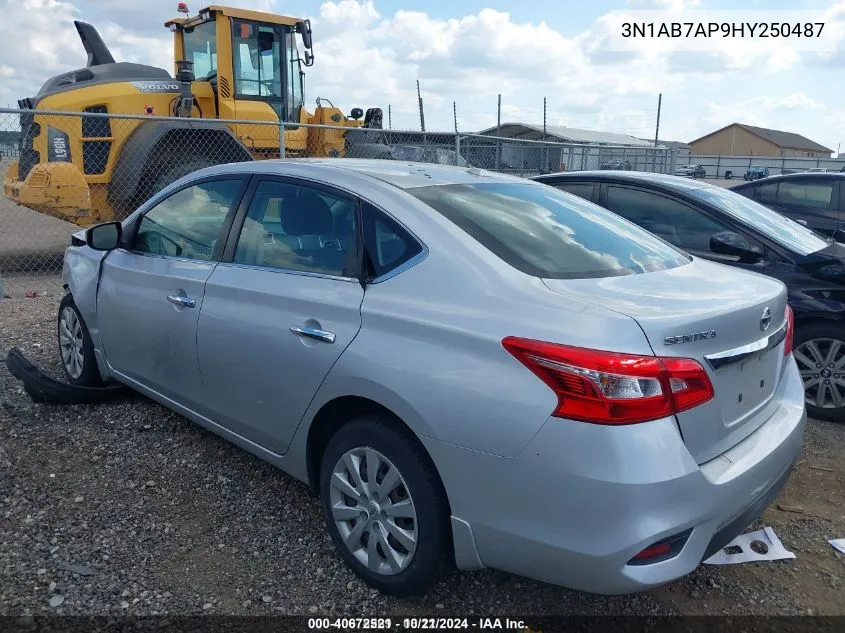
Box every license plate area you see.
[713,347,780,425]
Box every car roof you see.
[729,171,845,189]
[194,158,526,190]
[533,170,726,194]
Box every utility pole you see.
[417,80,426,144]
[495,93,502,171]
[653,93,662,147]
[543,96,548,173]
[653,93,662,172]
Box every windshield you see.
[687,185,829,255]
[182,20,217,79]
[409,182,690,279]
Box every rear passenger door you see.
[599,184,767,270]
[196,177,365,455]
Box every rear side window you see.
[549,182,595,201]
[776,180,834,208]
[362,202,423,279]
[755,182,779,203]
[604,186,732,253]
[408,182,689,279]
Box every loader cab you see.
[168,6,312,125]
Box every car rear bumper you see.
[423,359,806,595]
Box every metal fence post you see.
[455,134,461,166]
[279,120,286,158]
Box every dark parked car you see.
[533,170,845,422]
[600,159,632,170]
[730,173,845,241]
[745,166,770,180]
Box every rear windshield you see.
[408,182,690,279]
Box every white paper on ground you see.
[829,539,845,555]
[703,526,795,565]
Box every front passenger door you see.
[196,178,365,454]
[97,177,246,408]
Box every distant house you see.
[473,122,666,172]
[689,123,832,158]
[478,122,658,147]
[640,139,690,155]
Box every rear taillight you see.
[502,337,714,425]
[784,305,794,356]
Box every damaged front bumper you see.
[5,347,127,404]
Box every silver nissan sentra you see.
[59,158,805,596]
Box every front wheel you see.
[57,294,103,387]
[793,322,845,422]
[319,415,451,596]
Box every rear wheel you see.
[57,294,102,387]
[319,415,451,596]
[793,321,845,422]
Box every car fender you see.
[62,236,111,379]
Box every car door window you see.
[362,202,423,279]
[755,182,779,203]
[234,180,358,277]
[604,186,761,258]
[776,180,834,209]
[133,179,242,261]
[550,182,595,201]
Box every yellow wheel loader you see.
[3,4,390,226]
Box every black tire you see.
[792,321,845,423]
[319,415,451,596]
[57,294,103,387]
[150,157,219,198]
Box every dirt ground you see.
[0,278,843,618]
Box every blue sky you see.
[1,0,843,152]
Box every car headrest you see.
[281,191,333,236]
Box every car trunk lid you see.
[544,258,789,464]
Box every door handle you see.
[289,325,335,344]
[167,294,196,308]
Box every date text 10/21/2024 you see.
[307,618,539,631]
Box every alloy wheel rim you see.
[329,446,418,576]
[59,307,85,380]
[794,337,845,409]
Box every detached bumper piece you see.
[4,347,127,404]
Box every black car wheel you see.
[793,322,845,422]
[319,415,452,596]
[57,294,103,387]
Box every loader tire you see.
[150,158,219,199]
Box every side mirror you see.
[710,231,762,263]
[85,221,122,251]
[298,19,313,50]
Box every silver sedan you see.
[59,159,805,596]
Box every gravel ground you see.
[1,276,843,618]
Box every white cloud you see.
[0,0,842,150]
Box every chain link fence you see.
[0,107,674,296]
[675,154,845,179]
